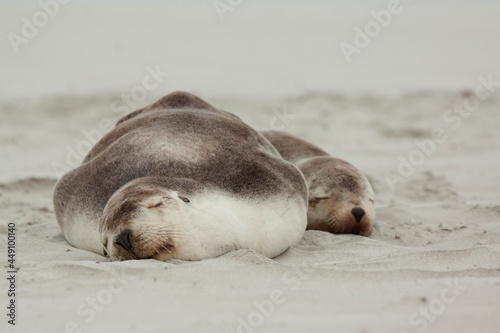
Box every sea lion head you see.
[299,156,376,236]
[99,177,192,261]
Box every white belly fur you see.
[63,191,308,260]
[174,191,308,260]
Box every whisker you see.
[150,238,174,257]
[153,225,187,236]
[324,215,337,226]
[151,243,161,257]
[158,231,187,238]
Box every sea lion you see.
[260,130,376,236]
[53,92,308,261]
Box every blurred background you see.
[2,0,499,98]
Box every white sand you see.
[1,2,500,333]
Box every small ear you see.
[151,201,163,208]
[142,195,171,209]
[178,195,190,203]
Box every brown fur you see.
[260,130,375,236]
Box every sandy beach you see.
[1,1,500,333]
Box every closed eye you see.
[309,197,330,204]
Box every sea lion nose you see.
[351,207,365,223]
[114,229,133,251]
